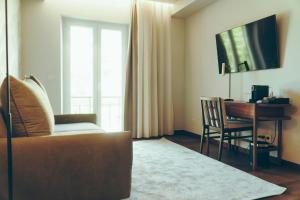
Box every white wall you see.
[0,0,20,82]
[184,0,300,164]
[21,0,131,113]
[21,0,186,131]
[171,18,185,130]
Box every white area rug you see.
[129,138,286,200]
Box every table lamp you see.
[221,63,233,101]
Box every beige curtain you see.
[124,0,174,138]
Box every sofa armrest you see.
[0,131,132,200]
[54,114,97,124]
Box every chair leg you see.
[228,131,232,151]
[234,132,238,152]
[218,130,225,161]
[200,127,206,153]
[206,127,210,156]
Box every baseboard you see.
[174,130,300,169]
[174,130,201,138]
[174,130,246,151]
[279,159,300,170]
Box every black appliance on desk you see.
[249,141,271,168]
[249,85,269,103]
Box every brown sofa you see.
[0,112,132,200]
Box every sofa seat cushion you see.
[54,123,104,133]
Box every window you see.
[62,17,128,131]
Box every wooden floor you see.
[165,133,300,200]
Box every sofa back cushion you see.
[0,76,54,137]
[25,75,48,94]
[0,108,7,138]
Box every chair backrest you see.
[200,97,227,129]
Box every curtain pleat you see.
[124,0,174,139]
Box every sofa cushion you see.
[25,75,48,94]
[54,122,103,133]
[0,109,7,138]
[0,76,55,137]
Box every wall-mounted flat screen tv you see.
[216,15,279,74]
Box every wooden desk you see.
[225,101,291,170]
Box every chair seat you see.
[224,121,253,131]
[228,118,252,123]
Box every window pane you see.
[100,29,123,131]
[70,26,94,113]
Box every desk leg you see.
[252,118,257,170]
[277,120,283,163]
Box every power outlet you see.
[258,135,272,143]
[265,135,272,143]
[258,135,266,139]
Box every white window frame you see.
[62,17,128,129]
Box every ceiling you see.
[150,0,178,2]
[36,0,215,19]
[172,0,217,18]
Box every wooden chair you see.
[200,97,253,161]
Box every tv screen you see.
[216,15,279,74]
